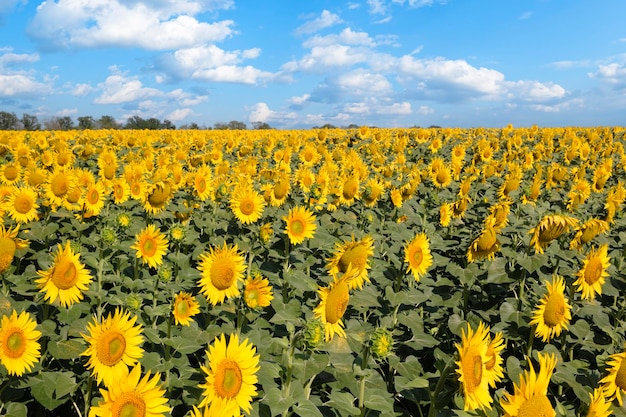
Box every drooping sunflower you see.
[89,364,170,417]
[586,388,612,417]
[243,273,274,309]
[130,224,169,269]
[143,181,173,215]
[172,292,201,326]
[486,201,511,230]
[199,333,260,417]
[455,322,492,411]
[573,244,611,301]
[0,310,41,376]
[500,352,558,417]
[569,218,610,250]
[81,308,145,386]
[5,186,39,223]
[229,186,265,225]
[326,235,374,290]
[467,224,500,263]
[362,178,385,207]
[283,205,317,245]
[600,348,626,406]
[35,241,93,308]
[313,274,351,342]
[197,243,247,306]
[337,174,360,206]
[529,214,579,254]
[404,233,433,281]
[0,225,29,274]
[529,275,572,342]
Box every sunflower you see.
[586,388,612,417]
[83,181,106,216]
[110,178,130,204]
[574,244,611,301]
[404,233,433,281]
[570,218,610,250]
[337,174,360,206]
[199,333,260,417]
[89,364,170,417]
[172,292,201,326]
[268,175,291,207]
[0,310,41,376]
[529,275,572,342]
[0,225,29,274]
[326,235,374,290]
[431,164,452,188]
[455,322,492,411]
[130,224,169,269]
[81,308,144,386]
[5,186,39,223]
[143,181,173,215]
[313,274,351,342]
[243,273,274,309]
[529,214,579,254]
[362,178,384,207]
[230,186,265,225]
[0,162,21,186]
[35,241,93,308]
[467,224,500,263]
[600,347,626,406]
[197,243,247,306]
[486,201,511,230]
[439,202,453,227]
[283,205,317,245]
[484,331,505,389]
[500,352,557,417]
[44,167,75,208]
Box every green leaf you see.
[4,402,28,417]
[262,387,296,417]
[325,391,360,416]
[487,257,512,284]
[47,339,86,360]
[165,336,203,354]
[29,372,77,410]
[293,400,324,417]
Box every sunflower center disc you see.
[51,259,78,290]
[15,196,32,214]
[543,294,565,327]
[216,359,243,398]
[115,393,146,417]
[584,258,603,285]
[211,262,235,290]
[615,359,626,392]
[5,330,26,358]
[240,199,255,216]
[97,332,126,366]
[516,394,554,417]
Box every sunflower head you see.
[282,205,317,245]
[404,233,433,281]
[530,275,572,342]
[574,244,611,300]
[0,310,42,376]
[243,273,274,309]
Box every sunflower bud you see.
[304,318,325,350]
[101,226,117,246]
[169,224,187,243]
[157,264,173,283]
[370,328,393,359]
[116,213,131,228]
[127,293,142,311]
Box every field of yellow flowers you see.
[0,125,625,417]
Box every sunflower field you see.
[0,125,626,417]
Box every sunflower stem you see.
[527,327,535,358]
[358,344,370,416]
[83,375,93,417]
[427,357,455,417]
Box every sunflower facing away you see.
[230,186,265,225]
[131,224,169,269]
[599,347,626,405]
[283,205,317,245]
[455,322,493,411]
[573,244,611,300]
[570,218,610,250]
[35,241,93,308]
[404,233,433,282]
[0,310,41,376]
[466,224,501,263]
[530,275,572,342]
[172,292,201,326]
[529,214,579,254]
[89,364,170,417]
[81,308,145,386]
[326,235,374,290]
[199,333,260,417]
[313,273,352,342]
[243,273,274,309]
[197,242,247,306]
[0,224,29,274]
[500,352,558,417]
[586,388,612,417]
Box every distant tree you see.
[124,115,146,129]
[0,111,19,130]
[321,123,337,129]
[180,122,200,130]
[77,116,96,130]
[227,120,247,130]
[213,122,228,130]
[98,115,119,129]
[252,121,272,130]
[57,116,74,130]
[346,124,359,129]
[161,119,176,130]
[21,113,41,131]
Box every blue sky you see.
[1,0,625,128]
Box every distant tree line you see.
[0,111,273,131]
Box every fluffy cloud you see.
[590,63,626,88]
[95,72,163,104]
[0,50,51,98]
[249,102,297,124]
[27,0,234,50]
[294,10,343,35]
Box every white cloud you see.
[95,70,163,104]
[367,0,387,15]
[249,102,297,124]
[295,10,343,35]
[55,108,77,116]
[0,73,52,97]
[166,108,193,121]
[27,0,235,50]
[0,0,24,14]
[416,105,434,114]
[283,44,370,72]
[289,94,311,105]
[505,80,566,101]
[304,28,376,48]
[336,69,392,95]
[0,51,39,67]
[590,63,626,86]
[72,83,95,96]
[192,65,273,84]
